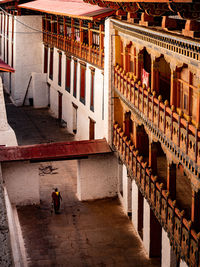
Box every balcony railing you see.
[113,123,200,267]
[43,32,104,68]
[112,19,200,62]
[114,64,200,181]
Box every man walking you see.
[51,188,62,214]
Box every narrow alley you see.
[5,95,160,267]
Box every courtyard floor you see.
[5,94,160,266]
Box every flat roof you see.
[19,0,114,20]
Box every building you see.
[0,0,200,266]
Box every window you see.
[80,63,86,104]
[73,59,77,97]
[58,52,62,86]
[90,68,95,111]
[72,103,78,134]
[65,56,71,92]
[44,46,48,73]
[6,14,9,64]
[49,48,54,80]
[92,32,99,49]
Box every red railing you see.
[43,32,104,68]
[113,123,200,266]
[114,64,200,178]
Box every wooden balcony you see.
[114,64,200,181]
[43,32,104,68]
[113,123,200,267]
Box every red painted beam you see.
[0,138,112,162]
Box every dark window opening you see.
[80,64,86,104]
[58,52,62,86]
[65,57,71,92]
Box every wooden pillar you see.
[151,60,156,92]
[79,20,83,43]
[137,53,143,81]
[71,18,74,52]
[151,59,159,93]
[170,67,177,107]
[63,17,66,51]
[191,190,200,230]
[149,142,157,174]
[99,24,104,66]
[188,71,192,116]
[56,16,59,47]
[88,22,92,60]
[167,162,176,200]
[196,87,200,128]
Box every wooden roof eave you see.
[19,6,114,21]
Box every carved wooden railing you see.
[113,20,200,62]
[113,123,200,266]
[43,32,104,68]
[114,64,200,180]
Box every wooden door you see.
[58,92,62,121]
[89,118,95,140]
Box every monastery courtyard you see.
[5,95,160,266]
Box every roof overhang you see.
[0,59,15,72]
[0,138,112,162]
[19,0,114,20]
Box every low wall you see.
[2,161,40,205]
[77,154,118,201]
[0,165,13,266]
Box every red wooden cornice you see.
[83,0,200,19]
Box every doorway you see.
[72,103,78,134]
[58,91,62,121]
[89,118,95,140]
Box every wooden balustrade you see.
[114,64,200,179]
[43,31,104,68]
[113,123,200,266]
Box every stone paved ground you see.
[5,92,74,146]
[17,160,160,267]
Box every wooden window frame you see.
[90,67,95,112]
[80,62,86,105]
[58,51,62,86]
[65,55,71,93]
[73,59,77,98]
[44,45,48,73]
[49,47,54,80]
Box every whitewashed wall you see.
[46,46,106,140]
[77,154,118,200]
[0,76,17,146]
[2,161,40,205]
[1,14,43,106]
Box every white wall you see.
[32,72,48,108]
[4,186,27,267]
[1,15,43,106]
[46,47,106,140]
[161,229,177,267]
[2,161,40,205]
[132,179,139,230]
[0,76,17,146]
[77,154,118,200]
[104,18,113,144]
[121,164,132,213]
[143,198,151,257]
